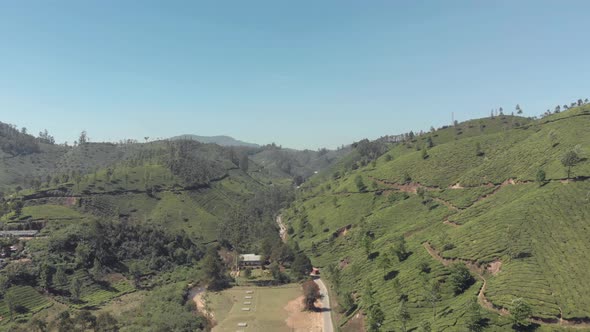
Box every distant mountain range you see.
[169,134,260,148]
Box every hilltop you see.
[169,134,260,148]
[282,107,590,331]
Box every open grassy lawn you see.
[210,284,301,332]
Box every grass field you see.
[209,285,302,332]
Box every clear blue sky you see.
[1,1,589,149]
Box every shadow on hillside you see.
[384,270,399,281]
[511,323,540,331]
[368,252,380,260]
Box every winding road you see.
[314,278,334,332]
[276,214,335,331]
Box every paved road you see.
[314,278,334,332]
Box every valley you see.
[0,106,588,331]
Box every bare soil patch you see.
[284,296,323,332]
[487,260,502,276]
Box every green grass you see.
[209,284,302,332]
[19,204,84,220]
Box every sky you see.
[1,1,590,149]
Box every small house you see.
[239,254,263,268]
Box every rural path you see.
[276,214,288,243]
[314,278,334,332]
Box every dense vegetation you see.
[0,123,345,330]
[0,103,588,331]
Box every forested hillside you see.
[0,125,344,330]
[283,106,590,331]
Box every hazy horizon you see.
[2,1,590,149]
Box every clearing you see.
[208,284,323,332]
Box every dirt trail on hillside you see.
[433,198,460,211]
[423,243,590,328]
[276,214,288,243]
[442,218,460,227]
[190,287,214,323]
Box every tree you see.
[269,261,287,283]
[427,280,442,320]
[419,261,431,274]
[363,279,375,307]
[426,136,434,148]
[548,129,558,147]
[355,175,367,192]
[515,104,523,114]
[510,298,532,328]
[5,290,16,321]
[362,234,373,257]
[239,154,249,172]
[403,171,411,184]
[56,310,75,331]
[417,186,426,200]
[421,146,429,159]
[367,303,385,332]
[90,257,103,280]
[377,252,392,274]
[0,274,9,297]
[397,300,411,332]
[555,105,561,113]
[392,236,409,262]
[302,280,321,311]
[419,321,432,332]
[466,297,483,331]
[39,262,52,292]
[29,318,47,332]
[75,310,97,330]
[74,242,92,268]
[561,150,581,179]
[202,246,228,290]
[449,263,474,295]
[54,266,67,289]
[536,169,546,186]
[128,262,142,289]
[95,312,119,332]
[291,252,312,279]
[475,142,484,156]
[70,276,82,301]
[79,131,88,145]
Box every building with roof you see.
[0,230,39,237]
[239,254,263,268]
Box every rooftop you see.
[240,254,262,262]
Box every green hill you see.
[170,134,260,147]
[282,107,590,331]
